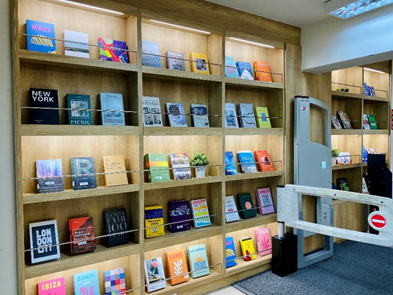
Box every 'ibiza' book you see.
[38,277,66,295]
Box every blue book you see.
[225,151,237,175]
[71,157,97,190]
[362,146,368,163]
[236,61,253,80]
[225,56,239,78]
[26,20,56,54]
[100,93,126,126]
[73,269,100,295]
[166,103,187,127]
[225,237,238,268]
[237,151,257,173]
[67,94,92,125]
[142,41,162,68]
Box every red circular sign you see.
[371,214,386,229]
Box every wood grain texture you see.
[364,70,390,98]
[332,135,362,164]
[332,96,362,129]
[331,67,363,94]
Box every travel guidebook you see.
[145,206,165,238]
[104,268,126,295]
[224,103,239,128]
[166,103,187,127]
[29,220,60,264]
[169,153,192,180]
[225,237,237,268]
[168,200,191,233]
[145,153,171,182]
[187,244,210,278]
[225,195,240,223]
[144,257,166,292]
[36,159,64,193]
[191,104,209,127]
[29,88,60,124]
[71,157,97,190]
[165,249,189,285]
[69,216,96,255]
[64,30,89,58]
[166,51,185,71]
[142,41,162,68]
[98,37,129,63]
[191,198,211,228]
[73,269,100,295]
[225,151,237,175]
[26,20,56,54]
[100,93,126,126]
[37,277,66,295]
[225,56,240,78]
[143,96,163,127]
[67,94,92,125]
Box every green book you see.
[187,244,210,278]
[368,114,378,130]
[237,193,257,219]
[145,154,170,182]
[67,94,92,125]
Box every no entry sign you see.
[368,212,387,231]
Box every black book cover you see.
[71,157,97,190]
[103,208,130,247]
[29,88,60,124]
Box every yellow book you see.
[240,237,256,261]
[102,155,128,186]
[190,52,210,75]
[255,107,272,128]
[145,206,165,238]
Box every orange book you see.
[165,249,189,285]
[103,155,128,186]
[253,61,272,82]
[254,150,275,172]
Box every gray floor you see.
[233,241,393,295]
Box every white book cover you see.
[64,30,89,58]
[238,103,257,128]
[240,70,253,80]
[225,103,239,128]
[225,195,240,223]
[100,93,125,126]
[166,102,187,127]
[143,96,163,127]
[144,257,167,293]
[29,220,60,264]
[337,152,351,165]
[191,104,209,127]
[362,177,369,193]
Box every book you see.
[236,61,253,80]
[225,151,237,175]
[225,195,240,223]
[36,159,64,193]
[191,199,211,228]
[237,193,257,219]
[166,102,187,127]
[73,269,100,295]
[256,228,272,256]
[224,103,239,128]
[254,150,275,172]
[187,244,210,278]
[100,93,126,126]
[64,30,89,58]
[225,56,240,78]
[363,114,371,129]
[71,157,97,190]
[337,178,350,191]
[337,110,353,129]
[362,146,368,163]
[143,96,163,127]
[145,206,165,238]
[69,216,96,254]
[145,153,170,182]
[142,41,162,68]
[103,155,128,187]
[367,147,376,154]
[190,52,210,74]
[337,152,351,165]
[168,200,191,233]
[169,153,192,180]
[237,103,257,128]
[67,94,92,125]
[166,51,185,71]
[253,61,272,82]
[29,88,60,124]
[191,104,209,127]
[144,257,166,292]
[225,237,237,268]
[98,37,129,63]
[362,177,369,193]
[240,237,256,261]
[331,115,343,129]
[104,268,126,295]
[368,114,378,129]
[38,277,66,295]
[165,249,189,285]
[255,107,272,128]
[256,188,275,215]
[103,208,130,247]
[29,220,60,264]
[237,151,257,173]
[26,20,56,54]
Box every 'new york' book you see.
[29,88,60,124]
[225,237,237,268]
[26,20,56,54]
[73,269,100,295]
[71,157,97,190]
[37,277,66,295]
[67,94,92,125]
[69,216,96,255]
[36,159,64,193]
[169,200,191,233]
[103,208,130,247]
[29,220,60,264]
[100,93,126,126]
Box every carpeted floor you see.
[233,241,393,295]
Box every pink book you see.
[38,277,66,295]
[256,188,275,215]
[256,228,272,256]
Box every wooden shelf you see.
[142,66,223,83]
[331,92,363,100]
[362,129,389,135]
[363,95,389,102]
[332,163,362,171]
[225,214,277,233]
[143,176,222,191]
[225,254,271,276]
[144,127,223,136]
[25,243,140,279]
[224,77,283,90]
[21,125,140,136]
[225,170,283,182]
[331,129,362,135]
[224,128,283,136]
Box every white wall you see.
[0,0,18,293]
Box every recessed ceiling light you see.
[364,67,385,74]
[228,37,274,49]
[149,20,211,35]
[57,0,124,15]
[326,0,393,19]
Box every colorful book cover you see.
[187,244,210,278]
[169,200,191,233]
[225,237,237,268]
[103,155,128,186]
[165,249,189,285]
[169,153,192,180]
[145,206,165,238]
[255,228,272,256]
[225,151,237,175]
[331,115,343,129]
[38,277,66,295]
[240,237,256,261]
[224,103,239,128]
[237,193,257,219]
[29,88,60,124]
[143,96,163,127]
[254,150,275,172]
[191,199,211,228]
[100,93,126,126]
[142,41,162,68]
[337,110,353,129]
[191,104,209,127]
[144,257,166,292]
[236,61,253,80]
[98,38,129,63]
[29,220,60,264]
[166,51,185,71]
[225,56,239,78]
[36,159,64,193]
[253,61,272,82]
[337,152,351,165]
[145,153,170,182]
[363,114,371,130]
[362,146,368,163]
[256,188,275,215]
[237,103,257,128]
[237,151,257,173]
[368,114,378,129]
[225,195,240,223]
[255,107,272,128]
[69,216,96,254]
[73,269,100,295]
[104,268,126,295]
[103,208,130,247]
[337,178,350,191]
[71,157,97,190]
[190,52,210,75]
[67,94,92,125]
[166,102,187,127]
[26,20,56,54]
[64,30,89,58]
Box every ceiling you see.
[205,0,330,28]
